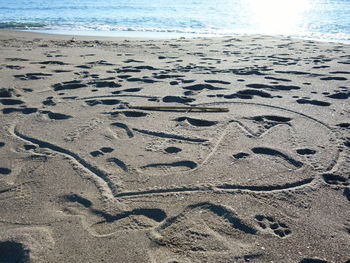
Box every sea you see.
[0,0,349,42]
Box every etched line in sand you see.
[132,128,208,143]
[116,178,314,198]
[251,147,303,168]
[12,126,117,198]
[191,122,230,171]
[231,120,283,138]
[140,160,198,171]
[195,101,340,172]
[93,207,166,224]
[194,101,333,128]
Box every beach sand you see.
[0,30,349,263]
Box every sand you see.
[0,29,349,263]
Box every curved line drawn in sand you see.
[132,128,208,143]
[140,160,198,172]
[251,147,303,168]
[11,122,317,200]
[115,101,339,198]
[197,101,332,129]
[148,201,259,255]
[116,178,315,198]
[11,126,116,201]
[10,100,341,202]
[61,193,167,236]
[9,101,341,212]
[65,199,264,254]
[61,195,281,252]
[230,114,292,138]
[231,119,281,138]
[195,101,340,171]
[187,120,299,174]
[118,103,326,181]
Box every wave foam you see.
[0,21,46,29]
[1,21,349,43]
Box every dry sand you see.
[0,30,349,263]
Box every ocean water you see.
[0,0,349,42]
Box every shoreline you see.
[1,28,350,44]
[0,29,349,263]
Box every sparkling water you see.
[0,0,349,42]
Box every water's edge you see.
[15,29,350,44]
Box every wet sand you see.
[0,30,349,263]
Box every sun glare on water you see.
[246,0,314,34]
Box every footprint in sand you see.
[90,147,114,158]
[61,193,166,236]
[14,73,53,80]
[254,215,292,238]
[2,107,38,115]
[110,122,134,139]
[148,202,261,262]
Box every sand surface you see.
[0,30,349,263]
